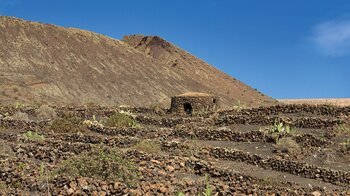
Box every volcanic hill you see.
[0,16,276,107]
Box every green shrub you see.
[54,145,139,186]
[132,140,161,154]
[104,113,140,128]
[23,130,45,141]
[50,117,88,133]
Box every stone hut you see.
[170,92,220,115]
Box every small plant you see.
[54,145,139,187]
[50,117,88,133]
[23,130,45,141]
[132,140,161,155]
[104,112,140,128]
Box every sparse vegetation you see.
[104,112,140,128]
[50,116,88,133]
[54,145,139,186]
[23,130,45,141]
[132,140,162,154]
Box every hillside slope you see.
[0,16,276,107]
[122,35,275,107]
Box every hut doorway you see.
[183,103,192,115]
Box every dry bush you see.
[50,117,88,133]
[54,145,139,187]
[35,105,57,120]
[132,140,162,155]
[11,111,29,121]
[274,137,300,155]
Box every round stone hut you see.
[170,92,220,115]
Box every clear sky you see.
[1,0,349,99]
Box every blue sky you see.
[1,0,349,98]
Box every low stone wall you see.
[220,104,350,117]
[216,115,344,129]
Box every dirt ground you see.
[0,104,349,195]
